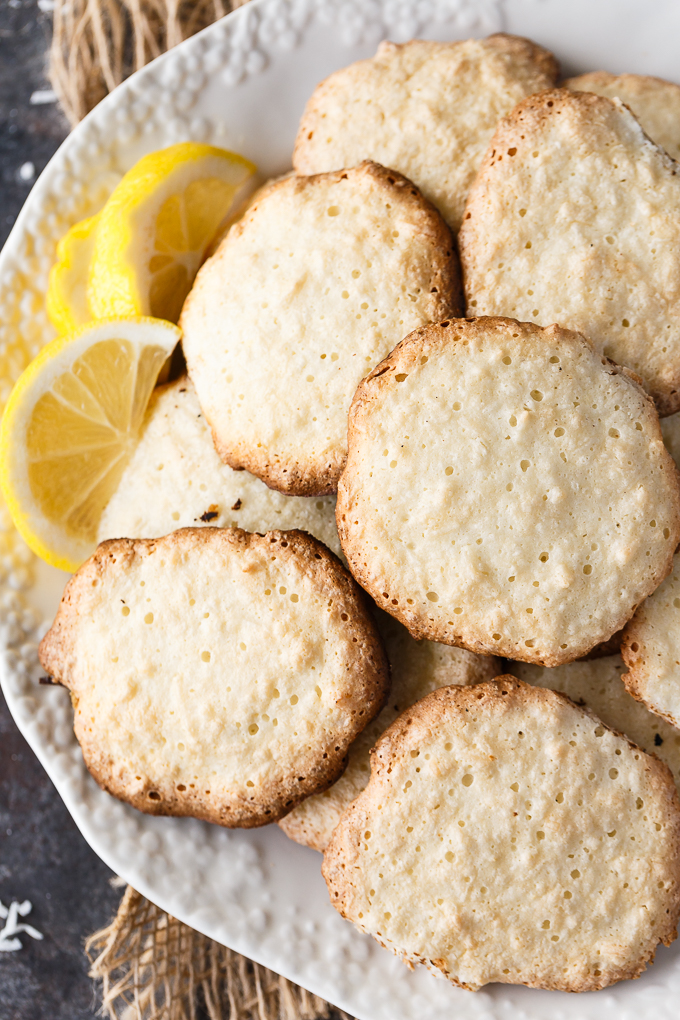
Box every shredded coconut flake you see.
[0,899,44,952]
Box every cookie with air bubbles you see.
[180,160,459,496]
[512,654,680,794]
[293,34,558,231]
[98,377,342,559]
[459,88,680,415]
[279,610,500,852]
[38,528,389,828]
[336,317,680,665]
[565,71,680,161]
[322,677,680,992]
[621,552,680,730]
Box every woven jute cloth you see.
[48,2,351,1016]
[50,0,250,125]
[86,886,350,1020]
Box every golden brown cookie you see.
[565,71,680,159]
[513,654,680,793]
[181,161,459,495]
[98,377,342,559]
[622,551,680,729]
[460,88,680,415]
[337,317,680,664]
[279,611,500,850]
[323,677,680,991]
[294,35,558,230]
[39,528,389,827]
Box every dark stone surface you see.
[0,691,121,1020]
[0,3,120,1018]
[0,0,69,248]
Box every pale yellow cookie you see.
[337,317,680,665]
[323,678,680,991]
[294,35,558,230]
[622,551,680,729]
[181,161,459,496]
[565,71,680,159]
[460,89,680,415]
[513,655,680,792]
[279,611,500,851]
[98,377,341,558]
[39,528,389,828]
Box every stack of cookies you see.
[41,34,680,994]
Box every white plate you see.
[2,2,680,1017]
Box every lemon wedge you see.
[88,143,256,323]
[46,212,100,336]
[0,318,181,572]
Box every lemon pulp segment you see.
[89,143,257,323]
[26,338,168,540]
[149,177,238,321]
[46,213,100,335]
[0,318,180,571]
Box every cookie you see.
[513,655,680,792]
[39,528,389,828]
[621,552,680,729]
[98,377,342,559]
[181,161,459,496]
[293,35,558,230]
[337,317,680,665]
[460,88,680,415]
[323,677,680,991]
[565,71,680,160]
[279,611,500,851]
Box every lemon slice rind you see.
[88,143,257,322]
[46,212,101,336]
[0,317,181,573]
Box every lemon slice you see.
[0,318,181,572]
[46,212,100,336]
[88,143,257,323]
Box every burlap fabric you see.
[86,886,349,1020]
[50,0,250,125]
[48,2,352,1016]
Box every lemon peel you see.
[0,317,181,572]
[46,212,100,336]
[88,142,256,323]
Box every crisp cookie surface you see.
[279,611,500,851]
[98,378,341,558]
[565,71,680,160]
[323,678,680,992]
[337,318,680,665]
[39,528,389,828]
[622,551,680,729]
[294,34,557,231]
[459,88,680,415]
[181,161,459,496]
[513,655,680,793]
